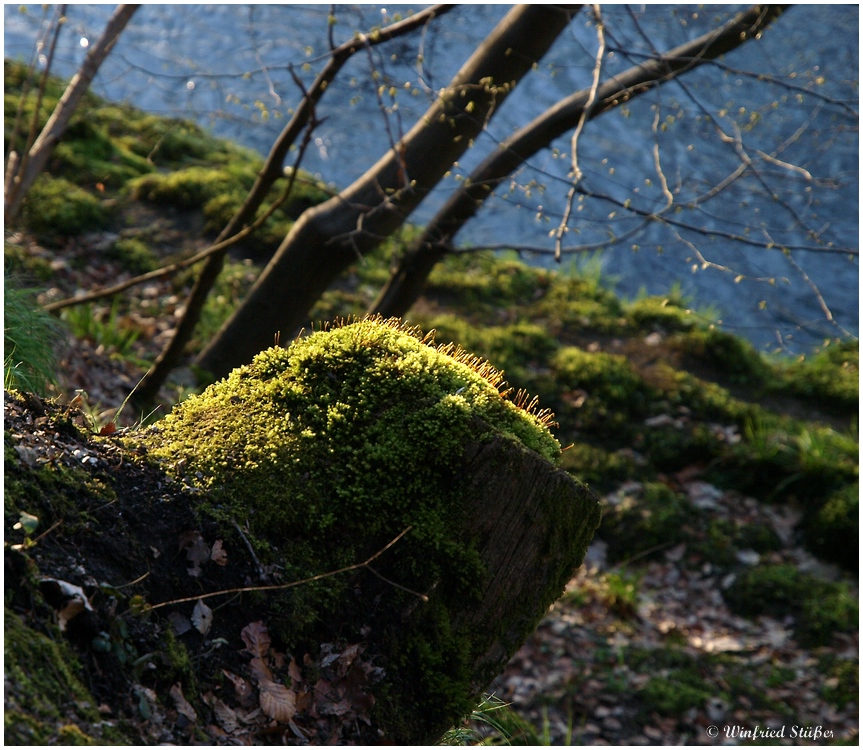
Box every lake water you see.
[5,4,858,353]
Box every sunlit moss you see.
[22,176,112,237]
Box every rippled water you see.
[5,4,858,352]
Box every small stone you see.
[643,726,663,740]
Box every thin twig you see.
[144,526,418,611]
[554,5,605,262]
[233,519,268,582]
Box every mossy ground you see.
[4,57,858,744]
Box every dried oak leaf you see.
[241,621,271,658]
[259,679,297,723]
[191,599,213,635]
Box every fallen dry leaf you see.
[241,620,271,658]
[248,656,273,684]
[98,422,116,435]
[204,692,239,734]
[170,682,198,723]
[210,539,228,566]
[222,669,255,706]
[259,679,297,723]
[191,599,213,635]
[179,530,210,577]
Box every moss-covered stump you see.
[5,318,600,745]
[142,317,600,743]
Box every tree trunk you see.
[4,4,139,221]
[196,4,581,380]
[133,4,456,405]
[369,3,790,319]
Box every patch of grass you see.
[602,571,640,619]
[723,564,858,647]
[61,299,141,358]
[4,279,63,395]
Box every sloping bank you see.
[4,318,601,745]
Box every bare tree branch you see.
[554,4,606,261]
[5,4,139,221]
[134,4,456,403]
[370,4,790,319]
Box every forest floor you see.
[4,58,859,746]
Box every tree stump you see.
[5,318,600,744]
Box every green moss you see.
[425,253,555,311]
[22,175,112,237]
[130,166,234,210]
[773,340,858,414]
[106,237,161,275]
[630,648,722,716]
[129,163,320,249]
[723,564,858,647]
[626,290,700,333]
[820,657,858,709]
[5,241,54,281]
[669,327,771,386]
[141,318,577,739]
[551,346,654,429]
[803,483,859,569]
[418,315,559,387]
[599,483,695,564]
[4,607,103,744]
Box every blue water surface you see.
[4,4,858,353]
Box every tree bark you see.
[4,4,139,221]
[369,4,790,319]
[196,4,581,380]
[134,4,456,404]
